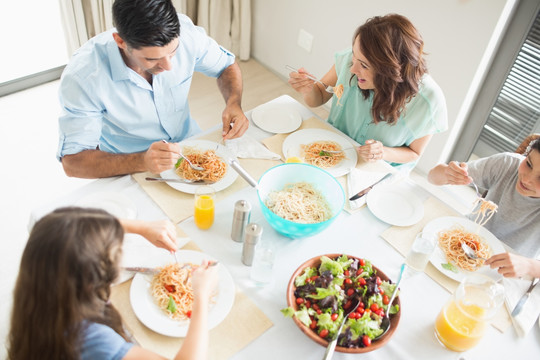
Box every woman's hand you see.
[358,139,384,162]
[485,252,540,278]
[288,67,317,95]
[191,260,219,302]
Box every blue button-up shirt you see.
[57,14,235,159]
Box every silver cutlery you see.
[349,173,393,201]
[162,139,204,171]
[145,177,215,184]
[461,243,488,261]
[511,277,539,317]
[122,266,160,274]
[319,147,355,155]
[286,65,335,94]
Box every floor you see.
[0,59,475,356]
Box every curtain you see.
[59,0,114,56]
[59,0,251,60]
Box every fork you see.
[162,140,204,171]
[285,65,335,94]
[470,180,482,198]
[319,147,355,154]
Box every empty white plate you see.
[251,103,302,133]
[366,183,424,226]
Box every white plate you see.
[366,183,424,226]
[424,216,505,282]
[282,129,357,177]
[130,250,235,337]
[160,139,238,194]
[251,103,302,133]
[76,192,137,219]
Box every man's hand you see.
[143,141,181,174]
[222,103,248,139]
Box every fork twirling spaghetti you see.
[175,147,227,182]
[301,141,346,168]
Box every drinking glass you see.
[435,273,504,352]
[194,186,215,230]
[405,231,436,272]
[250,240,275,285]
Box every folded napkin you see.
[503,277,540,337]
[224,134,281,160]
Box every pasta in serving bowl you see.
[257,163,345,238]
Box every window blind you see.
[475,9,540,154]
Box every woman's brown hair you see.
[354,14,427,124]
[7,207,127,360]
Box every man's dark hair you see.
[112,0,180,49]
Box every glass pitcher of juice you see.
[435,273,504,352]
[194,186,215,230]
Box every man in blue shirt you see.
[57,0,248,178]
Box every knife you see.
[349,173,393,201]
[511,277,539,317]
[122,266,160,274]
[145,177,215,184]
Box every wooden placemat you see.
[380,196,512,332]
[111,241,273,359]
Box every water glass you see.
[405,231,435,272]
[194,186,215,230]
[250,243,275,285]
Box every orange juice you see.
[435,300,487,352]
[194,195,214,229]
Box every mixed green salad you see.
[281,254,399,348]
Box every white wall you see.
[250,0,514,174]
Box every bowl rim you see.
[256,163,345,227]
[286,253,401,353]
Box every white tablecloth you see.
[30,95,540,360]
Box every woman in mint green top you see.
[289,14,448,170]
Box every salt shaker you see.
[242,223,262,266]
[231,200,251,242]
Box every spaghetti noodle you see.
[301,141,346,168]
[151,263,195,321]
[333,84,344,106]
[265,182,332,223]
[437,226,491,271]
[175,147,227,182]
[471,198,498,226]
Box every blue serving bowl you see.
[257,163,345,238]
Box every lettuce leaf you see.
[348,312,384,339]
[295,266,318,287]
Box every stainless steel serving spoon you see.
[374,263,406,340]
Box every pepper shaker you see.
[242,223,262,266]
[231,200,251,242]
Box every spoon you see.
[322,299,360,360]
[374,263,406,340]
[461,243,488,261]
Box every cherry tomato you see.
[305,300,311,308]
[344,299,352,309]
[376,276,382,285]
[378,287,385,295]
[370,303,379,312]
[347,288,355,297]
[383,295,390,305]
[309,275,318,282]
[316,309,322,315]
[348,312,356,319]
[331,313,339,321]
[362,335,371,347]
[356,268,363,276]
[344,278,352,285]
[376,309,385,317]
[312,303,320,311]
[359,301,365,308]
[358,278,367,286]
[164,284,175,293]
[344,269,350,276]
[186,310,192,318]
[359,259,366,267]
[310,319,317,329]
[296,297,304,305]
[319,329,329,338]
[357,307,365,315]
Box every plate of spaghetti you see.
[160,139,238,194]
[129,250,235,337]
[423,216,505,282]
[282,129,357,177]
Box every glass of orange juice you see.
[434,273,504,352]
[194,186,215,230]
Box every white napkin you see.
[346,168,394,211]
[224,134,281,160]
[502,277,540,337]
[117,233,190,283]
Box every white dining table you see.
[30,95,540,360]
